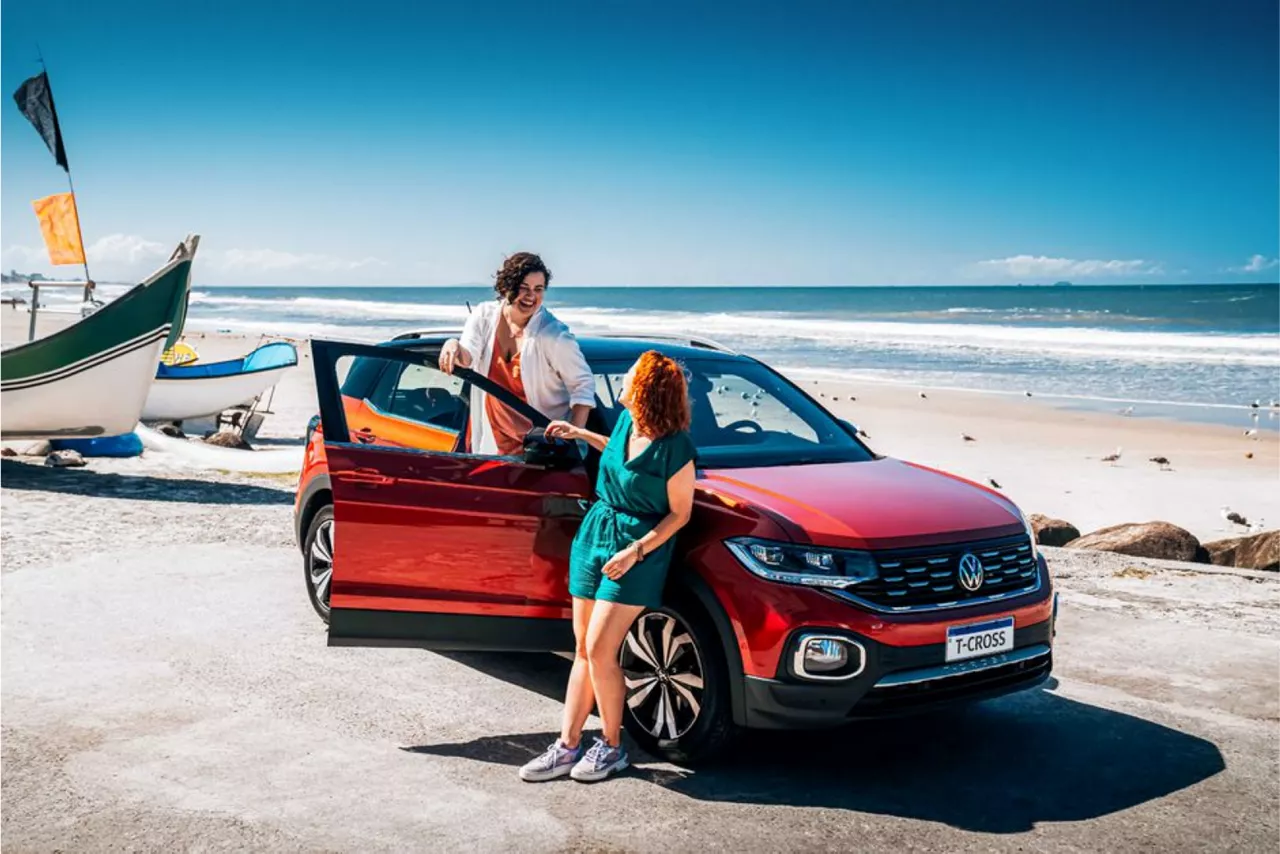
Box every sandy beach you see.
[5,307,1275,544]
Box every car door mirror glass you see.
[523,427,581,469]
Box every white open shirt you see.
[458,300,596,456]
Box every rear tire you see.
[619,596,740,765]
[303,505,334,624]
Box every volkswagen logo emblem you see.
[957,553,985,592]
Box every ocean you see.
[12,281,1279,429]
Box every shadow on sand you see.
[405,652,1225,834]
[0,458,294,505]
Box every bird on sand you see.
[1246,451,1255,459]
[988,477,1002,489]
[1149,455,1172,470]
[962,433,976,442]
[1221,506,1249,528]
[1244,428,1259,439]
[919,391,928,400]
[1101,447,1122,465]
[857,428,871,439]
[1250,400,1261,409]
[1024,391,1033,398]
[1119,406,1135,417]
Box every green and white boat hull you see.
[0,237,198,440]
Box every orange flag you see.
[31,192,85,265]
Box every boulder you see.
[202,430,252,451]
[1201,537,1242,568]
[44,449,86,468]
[156,422,187,439]
[1065,521,1200,563]
[1197,532,1278,572]
[1029,514,1080,547]
[0,447,15,457]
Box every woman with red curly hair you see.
[521,351,697,783]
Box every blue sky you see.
[2,0,1277,286]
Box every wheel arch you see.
[295,473,332,551]
[668,568,749,729]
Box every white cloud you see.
[3,234,387,283]
[1230,254,1279,274]
[974,255,1163,279]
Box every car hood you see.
[699,458,1026,550]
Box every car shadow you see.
[0,459,294,505]
[409,652,1225,834]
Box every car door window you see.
[369,361,467,434]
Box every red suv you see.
[296,331,1057,763]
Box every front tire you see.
[619,598,739,764]
[303,505,334,624]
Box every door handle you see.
[339,468,395,487]
[354,427,377,444]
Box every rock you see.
[0,447,15,457]
[44,449,86,468]
[1029,513,1080,547]
[1203,531,1280,572]
[202,430,252,451]
[1065,521,1200,563]
[156,422,187,439]
[1201,537,1242,568]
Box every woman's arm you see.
[545,420,609,452]
[601,461,696,580]
[441,305,486,374]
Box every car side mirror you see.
[523,427,581,470]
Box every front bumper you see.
[741,616,1054,729]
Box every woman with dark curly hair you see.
[440,252,594,454]
[520,351,697,783]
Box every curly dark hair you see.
[494,252,553,303]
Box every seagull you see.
[1246,451,1254,459]
[962,433,977,442]
[1251,400,1261,409]
[857,428,871,439]
[1119,406,1135,417]
[1101,447,1123,465]
[919,391,928,400]
[1149,455,1172,470]
[1024,391,1033,398]
[831,396,840,402]
[1244,428,1259,439]
[988,477,1002,489]
[1221,506,1249,528]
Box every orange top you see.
[485,325,534,455]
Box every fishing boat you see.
[0,236,199,439]
[141,340,298,422]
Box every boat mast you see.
[36,45,93,302]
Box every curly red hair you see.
[628,350,691,439]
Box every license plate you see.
[945,616,1015,662]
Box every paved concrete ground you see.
[2,461,1277,852]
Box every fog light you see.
[792,634,866,681]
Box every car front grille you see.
[852,649,1052,716]
[833,534,1040,613]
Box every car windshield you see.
[590,357,874,469]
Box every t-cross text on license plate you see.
[945,616,1015,662]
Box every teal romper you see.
[568,409,697,609]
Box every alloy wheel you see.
[621,612,705,740]
[308,518,334,613]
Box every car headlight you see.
[726,538,879,589]
[1018,509,1040,560]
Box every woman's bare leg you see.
[559,597,597,747]
[585,601,646,746]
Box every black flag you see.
[13,71,69,171]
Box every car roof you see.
[386,329,744,363]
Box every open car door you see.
[312,339,591,652]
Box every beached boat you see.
[0,236,199,440]
[141,340,298,422]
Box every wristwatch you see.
[632,540,646,561]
